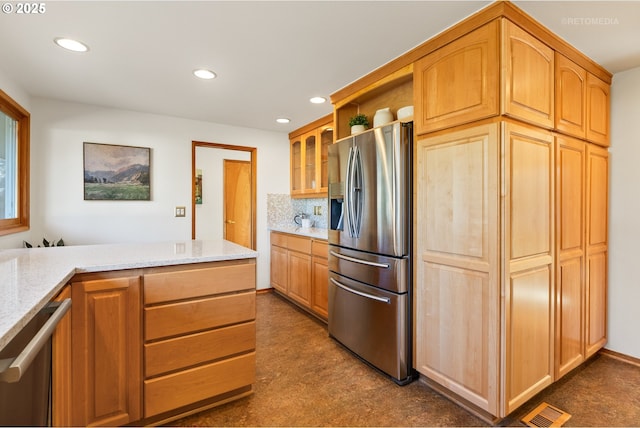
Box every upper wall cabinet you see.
[502,19,554,128]
[414,21,500,133]
[289,114,333,198]
[415,18,556,135]
[555,53,611,147]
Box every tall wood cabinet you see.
[410,5,610,421]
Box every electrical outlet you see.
[175,206,186,217]
[313,205,322,215]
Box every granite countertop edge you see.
[0,239,257,350]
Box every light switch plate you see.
[175,206,186,217]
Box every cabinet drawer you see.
[287,235,311,253]
[144,352,255,417]
[144,292,255,341]
[144,321,255,378]
[311,240,328,258]
[270,232,287,248]
[144,262,255,305]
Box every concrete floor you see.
[171,292,640,427]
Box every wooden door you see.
[555,135,585,379]
[51,286,72,427]
[414,20,499,134]
[415,123,500,415]
[585,144,608,357]
[503,122,554,414]
[71,275,141,427]
[586,74,610,147]
[555,53,587,138]
[224,160,252,248]
[502,19,554,128]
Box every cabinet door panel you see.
[586,74,610,146]
[288,251,311,306]
[270,244,288,293]
[502,20,554,128]
[311,256,328,319]
[504,122,554,414]
[51,286,72,427]
[415,124,499,415]
[555,136,586,379]
[71,276,141,427]
[555,54,587,138]
[414,21,499,134]
[585,144,608,357]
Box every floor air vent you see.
[521,402,572,427]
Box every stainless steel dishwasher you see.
[0,299,71,426]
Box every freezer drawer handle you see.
[330,278,391,304]
[330,250,390,269]
[0,298,71,384]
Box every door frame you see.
[191,141,257,250]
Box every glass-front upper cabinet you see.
[304,133,316,190]
[289,114,333,198]
[290,137,302,193]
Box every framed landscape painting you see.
[83,142,151,200]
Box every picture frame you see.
[83,142,151,200]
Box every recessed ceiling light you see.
[54,37,89,52]
[310,97,326,104]
[276,118,291,124]
[193,69,216,80]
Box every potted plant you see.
[348,113,369,135]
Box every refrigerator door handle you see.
[330,250,390,269]
[330,278,391,304]
[345,146,355,237]
[352,146,363,237]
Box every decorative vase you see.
[373,107,393,127]
[351,124,366,135]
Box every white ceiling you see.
[1,1,639,134]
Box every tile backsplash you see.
[267,194,328,229]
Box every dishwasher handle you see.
[0,298,71,384]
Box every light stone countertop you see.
[0,240,257,350]
[268,225,328,240]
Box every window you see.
[0,89,29,236]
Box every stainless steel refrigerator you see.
[327,121,414,385]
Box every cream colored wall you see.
[608,66,640,359]
[0,96,289,290]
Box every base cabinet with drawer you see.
[270,231,328,320]
[60,258,256,427]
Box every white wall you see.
[608,66,640,359]
[1,96,289,289]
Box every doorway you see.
[192,141,257,250]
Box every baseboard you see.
[600,348,640,367]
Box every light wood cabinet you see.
[416,121,555,416]
[414,21,499,133]
[289,114,333,198]
[51,286,72,427]
[503,122,555,414]
[502,20,554,128]
[555,53,611,146]
[311,240,329,319]
[415,123,500,415]
[555,135,586,379]
[586,74,610,147]
[142,261,256,421]
[585,144,608,357]
[270,231,328,320]
[70,274,142,427]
